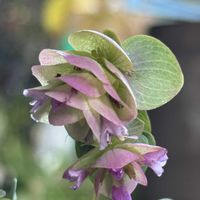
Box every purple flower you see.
[24,49,137,148]
[63,169,89,190]
[63,143,168,199]
[112,186,132,200]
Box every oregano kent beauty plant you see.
[24,30,184,200]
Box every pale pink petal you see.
[103,84,122,103]
[94,169,105,197]
[23,88,45,100]
[93,148,140,169]
[83,109,101,142]
[131,161,147,186]
[130,143,166,155]
[39,49,67,65]
[59,73,105,98]
[59,53,107,83]
[123,177,138,195]
[88,95,122,126]
[121,143,168,177]
[59,53,124,103]
[45,85,89,110]
[66,92,89,110]
[45,85,71,102]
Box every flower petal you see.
[63,169,89,190]
[88,95,122,126]
[93,148,140,169]
[143,148,168,177]
[45,85,89,110]
[23,87,46,100]
[110,168,124,180]
[112,185,132,200]
[83,109,101,143]
[100,118,128,149]
[45,85,71,102]
[59,53,124,103]
[39,49,67,65]
[59,73,105,98]
[59,53,108,83]
[94,169,106,197]
[49,104,83,125]
[123,177,137,195]
[23,86,51,123]
[32,63,74,85]
[118,143,168,177]
[131,161,147,186]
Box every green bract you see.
[69,30,133,73]
[122,35,184,110]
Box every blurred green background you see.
[0,0,200,200]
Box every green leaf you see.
[99,194,111,200]
[127,110,151,136]
[122,35,184,110]
[137,131,156,145]
[127,117,144,136]
[65,119,90,143]
[103,30,121,45]
[69,30,133,73]
[75,141,94,158]
[137,110,151,132]
[72,148,105,170]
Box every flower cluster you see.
[24,49,137,150]
[64,143,167,199]
[24,30,183,200]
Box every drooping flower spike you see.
[63,143,168,200]
[24,29,184,200]
[24,46,138,149]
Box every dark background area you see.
[146,23,200,200]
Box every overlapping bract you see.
[63,143,168,199]
[24,48,137,149]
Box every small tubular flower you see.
[63,143,168,199]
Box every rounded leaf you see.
[122,35,184,110]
